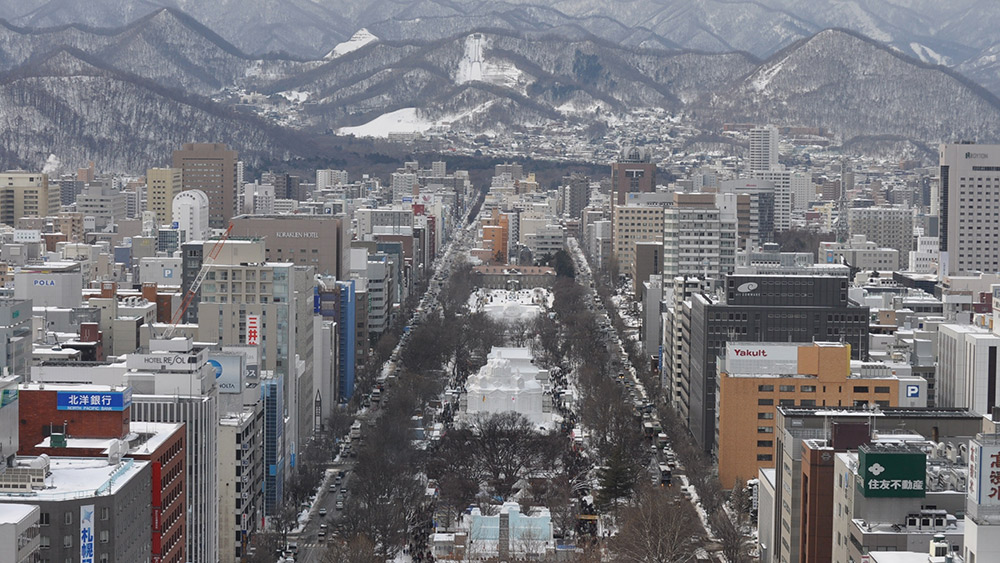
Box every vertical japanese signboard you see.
[969,440,1000,506]
[246,314,260,346]
[80,504,95,563]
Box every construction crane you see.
[162,223,234,339]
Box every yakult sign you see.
[725,343,800,375]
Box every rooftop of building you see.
[0,503,37,523]
[20,382,128,393]
[777,406,978,419]
[0,456,148,502]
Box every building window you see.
[758,385,774,392]
[800,400,816,407]
[100,530,109,543]
[800,385,816,393]
[758,426,773,434]
[64,512,72,525]
[874,386,890,394]
[779,399,795,406]
[758,412,774,419]
[63,535,72,548]
[757,454,773,461]
[100,507,109,521]
[40,512,49,526]
[757,440,773,448]
[853,386,869,393]
[758,398,774,406]
[779,385,795,392]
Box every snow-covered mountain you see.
[714,29,1000,146]
[0,48,308,172]
[2,10,1000,171]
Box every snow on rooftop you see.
[0,503,38,524]
[1,457,148,502]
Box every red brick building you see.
[18,383,186,563]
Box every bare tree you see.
[712,508,751,563]
[610,484,704,563]
[323,535,383,563]
[470,412,560,499]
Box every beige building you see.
[0,171,59,226]
[147,167,182,225]
[173,143,239,229]
[613,204,664,277]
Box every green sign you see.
[858,448,926,498]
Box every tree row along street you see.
[262,213,752,562]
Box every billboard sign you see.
[57,389,132,412]
[857,447,926,498]
[725,343,800,375]
[207,353,245,394]
[80,505,95,563]
[246,315,260,346]
[969,440,1000,506]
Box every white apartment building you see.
[173,189,210,242]
[936,323,1000,414]
[909,236,940,274]
[751,169,805,229]
[748,125,779,173]
[663,192,737,279]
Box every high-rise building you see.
[173,189,210,243]
[610,147,656,207]
[848,206,913,269]
[230,214,351,279]
[147,167,182,226]
[75,182,126,231]
[613,204,665,276]
[172,143,239,229]
[0,171,59,226]
[663,193,738,279]
[748,125,779,173]
[685,274,870,452]
[940,143,1000,276]
[716,341,925,488]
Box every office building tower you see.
[848,206,914,269]
[716,341,925,488]
[613,204,664,277]
[172,143,239,229]
[748,125,779,173]
[316,169,348,190]
[611,147,656,207]
[685,274,869,452]
[749,169,802,231]
[173,189,210,243]
[0,171,59,226]
[147,167,182,226]
[218,406,263,563]
[0,456,152,563]
[940,143,1000,275]
[75,182,126,231]
[230,214,351,279]
[317,280,357,403]
[663,192,738,279]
